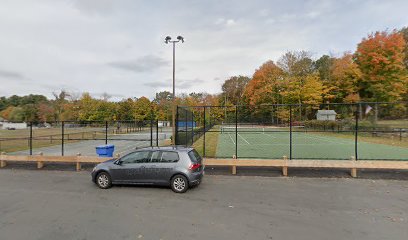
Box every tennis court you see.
[216,127,408,160]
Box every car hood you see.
[103,159,116,163]
[96,158,116,167]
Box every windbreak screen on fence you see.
[176,102,408,160]
[0,119,172,156]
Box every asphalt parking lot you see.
[0,169,407,240]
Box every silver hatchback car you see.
[91,146,204,193]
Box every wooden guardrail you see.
[1,152,408,177]
[0,152,113,171]
[203,156,408,178]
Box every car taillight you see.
[189,163,201,171]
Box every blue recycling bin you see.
[96,144,115,157]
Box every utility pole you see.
[165,36,184,145]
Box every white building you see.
[316,110,337,121]
[158,121,171,127]
[1,122,28,130]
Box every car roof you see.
[136,146,194,152]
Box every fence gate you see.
[175,107,195,146]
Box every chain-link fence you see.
[0,119,172,156]
[176,102,408,160]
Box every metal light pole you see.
[165,35,184,145]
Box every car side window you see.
[121,151,151,164]
[160,151,179,163]
[150,151,162,163]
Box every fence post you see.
[191,110,194,146]
[105,121,108,145]
[235,105,238,159]
[203,106,206,157]
[150,112,153,147]
[29,122,33,156]
[156,119,159,146]
[185,108,188,147]
[61,121,64,156]
[289,106,292,160]
[175,106,178,145]
[355,108,359,160]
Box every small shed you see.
[158,121,171,127]
[316,110,337,121]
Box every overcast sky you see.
[0,0,407,100]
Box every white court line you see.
[228,133,236,145]
[238,133,250,144]
[262,133,277,139]
[300,133,351,144]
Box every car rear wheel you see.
[96,172,112,189]
[171,175,188,193]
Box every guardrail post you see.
[282,156,288,176]
[37,152,44,169]
[76,153,81,171]
[0,152,6,168]
[232,154,237,175]
[350,156,357,178]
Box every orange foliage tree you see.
[244,61,285,106]
[354,31,408,102]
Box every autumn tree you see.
[354,30,408,102]
[400,27,408,69]
[221,76,250,105]
[314,55,333,82]
[116,98,135,121]
[277,51,314,77]
[330,53,362,103]
[153,91,172,121]
[38,103,55,122]
[133,97,152,121]
[52,90,69,121]
[244,61,285,105]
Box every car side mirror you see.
[114,159,122,165]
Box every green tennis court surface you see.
[216,131,408,160]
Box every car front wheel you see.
[171,175,188,193]
[96,172,112,189]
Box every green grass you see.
[374,120,408,128]
[192,130,219,157]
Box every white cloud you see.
[215,18,237,27]
[0,0,407,100]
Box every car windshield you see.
[188,149,202,163]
